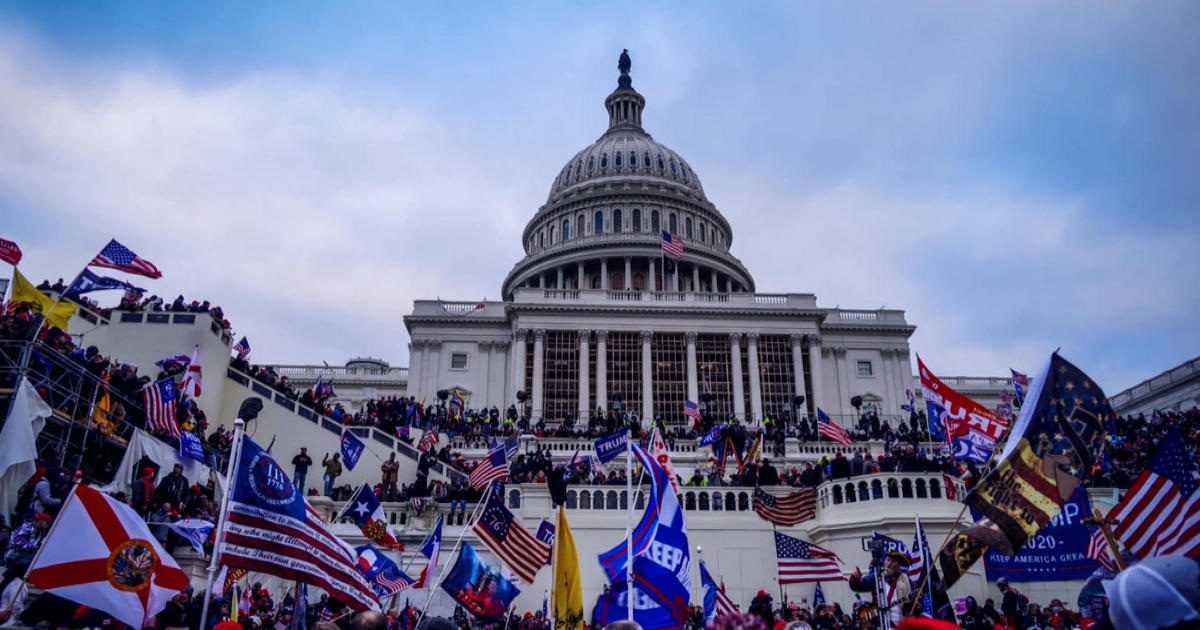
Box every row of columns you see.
[531,256,738,293]
[512,329,823,423]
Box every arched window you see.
[685,217,693,239]
[632,208,642,233]
[669,159,677,174]
[550,224,557,244]
[651,210,660,232]
[578,214,585,235]
[698,221,705,243]
[600,154,608,169]
[587,156,594,173]
[643,152,651,170]
[594,211,604,234]
[613,209,623,233]
[539,230,544,249]
[657,154,665,171]
[669,213,677,235]
[629,152,637,167]
[563,219,570,241]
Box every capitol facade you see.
[404,54,922,427]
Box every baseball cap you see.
[1105,554,1200,630]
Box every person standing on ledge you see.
[292,447,313,495]
[322,452,342,497]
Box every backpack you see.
[1007,587,1030,616]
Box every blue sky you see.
[1,2,1197,394]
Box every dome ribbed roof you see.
[547,130,706,202]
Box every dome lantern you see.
[606,49,645,131]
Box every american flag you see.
[752,487,817,527]
[410,497,427,514]
[468,445,510,490]
[233,336,251,357]
[816,408,851,446]
[471,487,550,583]
[661,230,684,259]
[774,531,844,584]
[684,400,702,422]
[418,427,439,452]
[1111,430,1200,559]
[89,239,162,279]
[143,378,180,438]
[1086,526,1116,572]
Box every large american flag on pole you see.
[1086,526,1117,572]
[143,378,180,438]
[471,485,550,583]
[467,445,510,490]
[775,531,845,584]
[418,427,439,452]
[661,230,684,259]
[220,435,379,612]
[752,487,817,527]
[816,408,852,446]
[89,239,163,279]
[1110,430,1200,560]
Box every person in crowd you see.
[293,447,313,495]
[0,513,51,596]
[322,452,343,497]
[131,466,157,518]
[382,452,400,496]
[28,466,61,517]
[154,463,190,511]
[997,577,1029,630]
[849,551,912,626]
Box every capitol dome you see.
[502,50,754,300]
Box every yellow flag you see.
[93,388,112,429]
[551,506,583,630]
[11,268,77,331]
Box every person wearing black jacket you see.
[154,464,189,510]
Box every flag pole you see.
[411,483,495,629]
[626,429,634,622]
[199,416,249,630]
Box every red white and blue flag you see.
[413,515,443,589]
[180,345,202,399]
[684,400,702,423]
[233,336,251,357]
[339,483,404,551]
[468,445,510,490]
[816,408,851,446]
[143,378,179,438]
[355,545,416,598]
[661,231,684,259]
[1111,429,1200,560]
[472,485,550,583]
[775,532,845,584]
[89,239,162,279]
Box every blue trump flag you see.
[698,424,724,448]
[441,542,520,623]
[814,582,826,607]
[596,444,691,630]
[230,434,307,520]
[593,428,629,464]
[699,560,718,624]
[341,430,366,471]
[982,486,1101,582]
[65,268,143,297]
[179,431,205,463]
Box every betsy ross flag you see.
[468,445,510,490]
[27,485,190,628]
[89,239,162,279]
[472,484,551,584]
[143,378,180,438]
[339,483,404,551]
[412,515,443,589]
[1111,429,1200,560]
[684,400,702,423]
[752,487,817,527]
[774,531,844,584]
[661,230,684,259]
[816,408,851,445]
[219,434,379,612]
[233,336,251,357]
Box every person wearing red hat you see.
[0,512,51,597]
[131,466,157,518]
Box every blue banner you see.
[593,428,629,464]
[179,431,206,463]
[341,430,365,471]
[982,486,1101,581]
[698,424,724,448]
[441,543,519,623]
[231,435,306,520]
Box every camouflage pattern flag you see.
[963,353,1113,557]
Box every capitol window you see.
[587,156,594,173]
[451,353,468,370]
[644,152,651,169]
[601,154,608,169]
[563,219,570,241]
[613,209,623,233]
[594,211,604,234]
[669,213,677,235]
[657,154,665,171]
[632,208,641,233]
[651,210,660,232]
[670,159,677,174]
[856,361,874,377]
[615,152,622,167]
[629,152,637,167]
[685,217,693,239]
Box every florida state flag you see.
[26,484,190,628]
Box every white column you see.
[478,341,492,404]
[686,331,699,405]
[596,331,608,412]
[512,330,528,398]
[880,348,896,414]
[747,333,763,423]
[649,258,657,292]
[691,265,700,293]
[410,340,426,396]
[711,269,719,293]
[730,333,745,421]
[556,266,564,289]
[641,330,654,425]
[577,263,585,290]
[532,329,546,421]
[624,257,632,290]
[578,330,590,422]
[672,262,679,292]
[807,335,823,414]
[601,259,609,290]
[428,341,443,392]
[790,333,808,417]
[896,349,913,408]
[834,347,851,418]
[491,341,509,408]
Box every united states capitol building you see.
[27,52,1199,620]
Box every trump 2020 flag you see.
[27,485,190,629]
[593,428,629,464]
[441,543,520,623]
[963,353,1114,558]
[340,430,366,471]
[179,430,205,463]
[168,518,214,553]
[339,483,404,551]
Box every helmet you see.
[997,577,1009,588]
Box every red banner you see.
[0,238,21,266]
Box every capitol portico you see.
[405,53,918,428]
